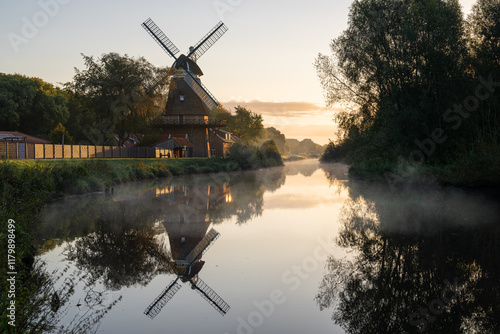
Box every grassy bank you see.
[5,157,241,195]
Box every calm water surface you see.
[38,159,500,333]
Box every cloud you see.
[221,99,336,117]
[221,99,340,144]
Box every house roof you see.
[173,138,194,148]
[114,133,143,147]
[209,129,241,144]
[0,131,51,144]
[231,134,243,145]
[213,133,232,144]
[154,137,194,149]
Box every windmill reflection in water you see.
[144,227,230,319]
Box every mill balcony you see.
[153,118,227,128]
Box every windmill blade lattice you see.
[142,18,180,59]
[144,278,182,319]
[188,22,228,61]
[144,71,170,94]
[183,72,219,110]
[191,277,230,315]
[184,228,220,265]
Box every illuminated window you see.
[180,95,185,101]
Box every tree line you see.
[1,53,169,146]
[211,106,325,155]
[1,53,324,156]
[317,0,499,182]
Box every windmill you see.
[142,18,228,157]
[144,228,230,319]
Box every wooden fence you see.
[0,142,173,160]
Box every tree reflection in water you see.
[40,168,286,290]
[66,227,173,290]
[316,175,500,334]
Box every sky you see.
[0,0,477,145]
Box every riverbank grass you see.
[3,158,241,195]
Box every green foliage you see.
[0,162,54,282]
[465,0,500,148]
[321,141,345,162]
[211,105,264,143]
[261,139,283,166]
[136,134,160,147]
[316,0,500,184]
[228,141,283,170]
[49,123,74,144]
[468,0,500,74]
[227,144,258,169]
[287,138,325,155]
[1,162,61,332]
[67,53,169,145]
[265,127,287,153]
[0,73,70,137]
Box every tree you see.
[211,105,264,142]
[0,73,70,137]
[49,123,73,144]
[62,89,93,144]
[265,127,287,153]
[315,0,467,164]
[68,53,169,145]
[468,0,500,74]
[286,138,325,155]
[211,104,233,125]
[466,0,500,145]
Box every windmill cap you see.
[174,55,203,76]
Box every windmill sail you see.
[188,22,228,62]
[145,71,171,94]
[144,228,230,320]
[142,18,180,59]
[184,228,220,265]
[183,72,219,110]
[144,278,182,319]
[191,277,230,315]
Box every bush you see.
[261,140,283,167]
[228,141,283,170]
[228,144,259,170]
[321,141,345,162]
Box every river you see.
[37,159,500,334]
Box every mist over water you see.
[37,159,500,333]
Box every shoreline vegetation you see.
[321,143,500,188]
[316,0,499,189]
[0,141,282,333]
